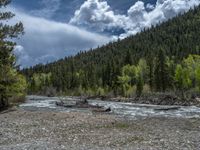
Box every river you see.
[19,95,200,119]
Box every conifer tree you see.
[154,49,169,92]
[124,50,132,65]
[0,0,24,108]
[136,73,144,97]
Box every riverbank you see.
[88,93,200,107]
[0,109,200,150]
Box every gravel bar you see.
[0,109,200,150]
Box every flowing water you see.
[20,95,200,119]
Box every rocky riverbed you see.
[0,96,200,150]
[0,109,200,150]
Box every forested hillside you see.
[22,5,200,97]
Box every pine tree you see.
[136,73,144,97]
[70,59,76,88]
[146,53,154,91]
[124,50,132,65]
[104,62,112,87]
[154,49,169,92]
[0,0,24,108]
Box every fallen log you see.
[92,107,111,112]
[154,106,181,111]
[56,99,111,112]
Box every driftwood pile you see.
[56,98,111,112]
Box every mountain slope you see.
[22,5,200,95]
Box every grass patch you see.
[126,136,145,143]
[113,123,131,129]
[111,136,145,146]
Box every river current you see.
[20,95,200,119]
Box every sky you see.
[6,0,200,67]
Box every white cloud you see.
[128,1,146,21]
[146,3,155,10]
[9,7,110,68]
[70,0,200,38]
[69,0,126,31]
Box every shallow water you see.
[20,95,200,119]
